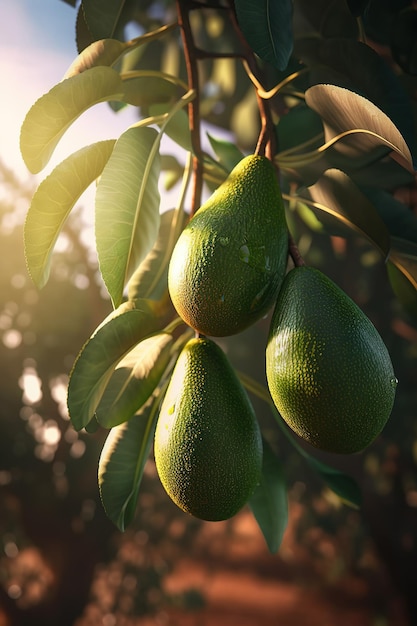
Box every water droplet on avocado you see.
[168,404,175,415]
[390,376,399,388]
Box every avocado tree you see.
[20,0,417,556]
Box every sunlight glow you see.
[19,367,42,404]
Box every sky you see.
[0,0,138,186]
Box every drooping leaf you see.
[98,395,160,530]
[235,0,293,71]
[95,126,161,308]
[127,208,187,301]
[297,38,417,165]
[249,438,288,554]
[305,169,391,257]
[82,0,127,40]
[24,140,115,289]
[207,133,245,173]
[64,38,129,78]
[305,84,414,172]
[68,299,165,431]
[20,67,125,173]
[96,332,174,428]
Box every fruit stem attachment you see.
[288,234,305,267]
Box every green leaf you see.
[64,38,129,78]
[68,299,164,431]
[296,37,417,167]
[98,395,160,530]
[121,73,181,109]
[20,66,125,173]
[95,126,161,308]
[305,84,414,172]
[304,169,391,257]
[24,140,115,289]
[149,103,191,151]
[82,0,127,40]
[235,0,293,71]
[207,133,245,173]
[127,208,187,301]
[96,332,174,428]
[249,438,288,554]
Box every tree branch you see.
[176,0,204,216]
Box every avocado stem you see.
[288,234,306,267]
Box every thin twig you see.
[176,0,204,216]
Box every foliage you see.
[20,0,417,555]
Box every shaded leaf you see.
[359,187,417,243]
[297,38,417,164]
[293,0,358,38]
[306,455,362,508]
[273,410,362,508]
[96,333,174,428]
[127,208,187,301]
[82,0,127,40]
[249,438,288,554]
[76,2,95,53]
[303,169,391,257]
[235,0,293,71]
[24,140,115,289]
[392,8,417,75]
[95,126,161,308]
[276,104,324,155]
[389,237,417,292]
[20,67,124,173]
[305,84,414,172]
[98,395,160,530]
[207,133,244,173]
[387,261,417,319]
[68,299,165,431]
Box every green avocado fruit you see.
[168,155,288,337]
[154,337,263,521]
[266,266,397,454]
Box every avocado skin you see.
[266,266,397,454]
[168,155,288,337]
